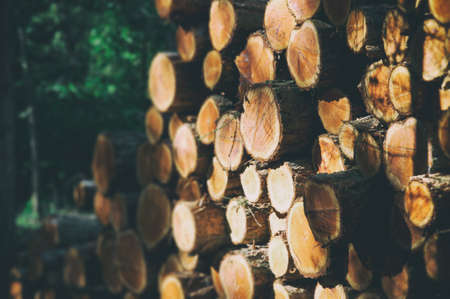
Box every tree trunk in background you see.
[0,0,15,296]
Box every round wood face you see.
[209,0,235,51]
[149,53,176,112]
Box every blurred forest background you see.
[12,0,174,217]
[0,0,173,293]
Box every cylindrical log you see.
[235,31,277,85]
[155,0,210,22]
[273,279,314,299]
[240,82,313,161]
[354,129,385,178]
[176,25,209,62]
[346,6,392,57]
[211,267,225,299]
[287,200,330,278]
[202,50,239,96]
[420,18,448,82]
[207,157,241,202]
[110,193,138,232]
[323,0,351,26]
[383,117,428,191]
[173,122,212,178]
[196,95,233,146]
[438,109,450,159]
[264,0,297,51]
[40,213,101,248]
[97,231,123,294]
[403,173,450,229]
[287,0,321,23]
[268,234,298,280]
[226,196,270,245]
[214,111,245,171]
[161,272,214,299]
[398,0,423,12]
[152,140,174,184]
[382,8,411,65]
[92,131,146,195]
[178,251,201,272]
[304,170,374,244]
[240,161,269,204]
[312,134,348,174]
[423,230,450,281]
[269,211,287,236]
[267,160,315,214]
[314,282,348,299]
[209,0,266,52]
[390,202,427,252]
[145,106,165,145]
[338,116,383,161]
[169,113,184,143]
[346,243,373,291]
[137,184,171,250]
[116,230,147,294]
[148,52,206,113]
[440,74,450,111]
[359,60,399,124]
[73,180,96,210]
[158,254,184,291]
[287,20,341,90]
[317,88,352,135]
[172,200,229,253]
[219,246,273,299]
[136,142,153,187]
[176,177,204,201]
[388,65,423,117]
[428,0,450,24]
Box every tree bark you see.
[219,246,274,299]
[346,243,373,291]
[172,200,229,254]
[207,157,242,202]
[438,109,450,159]
[382,8,413,65]
[151,140,175,185]
[439,73,450,112]
[354,128,385,178]
[317,88,353,135]
[155,0,211,23]
[268,233,299,280]
[148,52,206,113]
[419,18,448,82]
[91,131,146,195]
[264,0,297,51]
[94,191,111,226]
[240,81,314,162]
[423,230,450,281]
[226,196,270,245]
[287,0,321,23]
[428,0,450,24]
[196,95,233,145]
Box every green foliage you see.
[12,0,175,200]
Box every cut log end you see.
[179,251,199,272]
[312,134,346,174]
[422,19,448,81]
[428,0,450,24]
[169,113,183,143]
[98,232,123,294]
[318,88,351,135]
[264,0,296,51]
[346,9,367,53]
[153,142,173,184]
[241,87,281,161]
[160,275,185,299]
[176,26,196,62]
[177,177,203,201]
[241,164,265,204]
[219,254,254,299]
[137,184,171,249]
[268,236,291,278]
[267,163,295,214]
[110,194,128,232]
[211,267,225,298]
[287,0,321,23]
[203,51,223,91]
[404,181,434,228]
[381,266,409,299]
[314,283,347,299]
[355,132,382,178]
[438,110,450,159]
[94,192,111,226]
[288,201,329,278]
[172,202,197,252]
[149,53,176,112]
[304,181,341,244]
[287,21,320,89]
[346,243,373,291]
[382,9,410,65]
[92,134,114,194]
[323,0,351,26]
[145,106,164,145]
[226,199,249,244]
[235,32,276,84]
[209,0,236,51]
[339,123,358,160]
[155,0,172,19]
[388,65,412,116]
[207,157,230,201]
[116,230,147,294]
[440,74,450,111]
[273,280,312,299]
[136,143,153,187]
[173,124,199,178]
[158,254,184,291]
[424,231,450,281]
[215,112,244,171]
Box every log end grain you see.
[226,198,250,245]
[155,0,172,19]
[145,106,164,145]
[287,0,321,23]
[317,88,351,135]
[94,192,111,226]
[346,243,373,291]
[152,141,173,184]
[148,53,176,112]
[136,143,153,187]
[211,267,225,298]
[355,132,382,178]
[422,18,448,81]
[264,0,296,51]
[241,164,266,204]
[215,112,245,171]
[169,113,184,143]
[177,177,203,201]
[209,0,236,51]
[314,282,347,299]
[172,202,197,252]
[203,50,223,91]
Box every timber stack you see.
[11,0,450,298]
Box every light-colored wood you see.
[317,88,352,135]
[207,157,241,202]
[264,0,296,51]
[240,162,269,204]
[312,134,348,174]
[420,18,448,82]
[382,9,411,64]
[346,243,373,291]
[214,111,245,171]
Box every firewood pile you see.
[11,0,450,298]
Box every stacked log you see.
[16,0,450,298]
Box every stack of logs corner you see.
[12,0,450,298]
